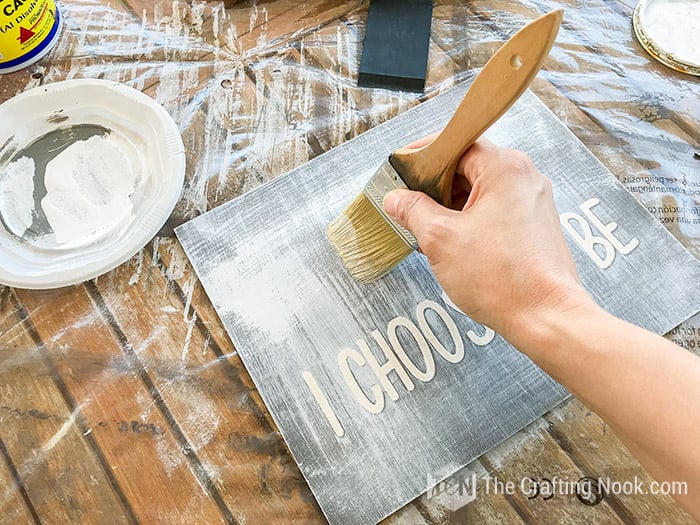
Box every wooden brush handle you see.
[390,9,563,207]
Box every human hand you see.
[384,139,700,520]
[383,138,593,345]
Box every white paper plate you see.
[0,79,185,289]
[633,0,700,76]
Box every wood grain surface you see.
[1,0,698,523]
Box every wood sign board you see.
[176,85,700,525]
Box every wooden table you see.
[1,0,698,523]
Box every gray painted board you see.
[176,83,700,525]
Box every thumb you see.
[383,189,455,243]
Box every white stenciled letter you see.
[361,331,415,401]
[387,316,436,382]
[441,291,496,346]
[338,347,384,414]
[560,198,639,270]
[415,300,465,363]
[302,371,345,437]
[560,211,615,269]
[580,198,639,255]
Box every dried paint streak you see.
[42,406,82,451]
[131,325,167,357]
[149,385,220,477]
[165,243,189,281]
[183,390,221,451]
[155,436,183,477]
[128,249,145,286]
[181,274,197,320]
[180,311,197,363]
[1,403,84,501]
[47,310,101,343]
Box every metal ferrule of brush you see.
[363,161,419,250]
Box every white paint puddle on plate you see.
[42,134,141,246]
[0,79,185,289]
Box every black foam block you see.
[358,0,433,92]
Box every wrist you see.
[504,284,605,366]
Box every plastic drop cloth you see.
[0,0,698,523]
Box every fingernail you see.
[383,191,400,218]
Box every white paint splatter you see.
[181,310,197,363]
[131,325,167,356]
[48,310,101,343]
[164,241,189,281]
[182,273,197,320]
[183,388,220,451]
[155,433,183,477]
[43,405,81,451]
[128,249,145,285]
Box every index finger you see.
[455,137,500,186]
[402,132,439,151]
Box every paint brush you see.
[327,9,563,283]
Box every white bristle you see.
[326,193,414,282]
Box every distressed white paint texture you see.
[176,85,700,525]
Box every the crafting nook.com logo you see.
[425,473,604,511]
[426,472,688,511]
